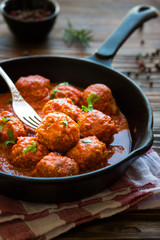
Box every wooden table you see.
[0,0,160,239]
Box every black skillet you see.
[0,5,159,203]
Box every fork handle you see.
[0,66,24,102]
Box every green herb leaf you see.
[136,52,146,57]
[57,136,61,141]
[81,92,101,112]
[1,117,11,122]
[61,119,68,126]
[6,99,12,104]
[2,129,15,146]
[82,139,92,143]
[78,125,80,130]
[87,92,101,110]
[22,141,37,154]
[0,123,4,131]
[63,22,93,48]
[45,104,50,108]
[50,89,60,100]
[58,82,69,86]
[81,105,89,112]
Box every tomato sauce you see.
[0,83,132,176]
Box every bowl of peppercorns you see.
[0,0,60,41]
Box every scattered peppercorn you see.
[127,71,131,77]
[139,24,144,31]
[140,39,145,45]
[146,73,150,80]
[135,72,139,78]
[155,49,160,55]
[147,67,152,73]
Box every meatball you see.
[66,136,107,173]
[15,75,51,111]
[32,152,79,177]
[50,82,82,106]
[0,111,26,144]
[78,109,116,144]
[10,137,49,169]
[36,112,80,152]
[82,83,119,115]
[42,98,82,122]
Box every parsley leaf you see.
[50,89,60,100]
[0,123,4,131]
[61,119,68,126]
[82,139,92,143]
[1,117,11,122]
[81,105,89,112]
[58,82,69,86]
[6,99,12,104]
[81,92,101,112]
[2,129,15,146]
[22,141,37,154]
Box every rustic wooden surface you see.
[0,0,160,239]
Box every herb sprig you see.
[61,119,68,126]
[50,89,60,100]
[1,117,11,122]
[63,22,93,48]
[81,92,101,112]
[82,139,92,144]
[22,141,37,154]
[2,129,15,146]
[6,99,12,104]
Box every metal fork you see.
[0,66,42,129]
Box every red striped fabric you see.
[0,150,159,240]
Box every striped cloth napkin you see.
[0,149,160,240]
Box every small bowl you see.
[0,0,60,41]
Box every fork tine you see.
[0,66,42,129]
[29,116,41,125]
[23,117,39,129]
[34,115,42,123]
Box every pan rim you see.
[0,54,153,182]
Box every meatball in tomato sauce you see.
[32,152,79,177]
[78,109,116,144]
[82,83,118,116]
[36,112,80,153]
[10,137,49,169]
[66,136,107,173]
[42,98,82,122]
[50,82,82,106]
[15,75,51,111]
[0,111,26,144]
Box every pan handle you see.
[88,5,159,66]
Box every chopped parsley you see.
[53,99,65,103]
[61,119,68,126]
[45,104,50,108]
[82,139,92,143]
[0,123,4,131]
[50,89,60,100]
[2,129,15,146]
[57,136,61,141]
[81,92,100,112]
[1,117,11,122]
[81,105,89,112]
[0,117,11,132]
[78,125,80,130]
[58,82,69,86]
[6,99,12,104]
[22,141,37,154]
